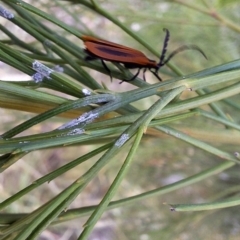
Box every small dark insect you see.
[82,29,206,82]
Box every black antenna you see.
[162,45,207,66]
[158,28,170,68]
[156,29,207,72]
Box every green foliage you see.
[0,0,240,239]
[217,0,239,7]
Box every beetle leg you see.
[123,68,141,82]
[101,60,113,82]
[85,55,97,61]
[150,69,162,81]
[119,68,141,84]
[143,68,147,81]
[84,49,97,61]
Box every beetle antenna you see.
[158,28,170,68]
[161,45,207,66]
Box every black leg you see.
[124,68,141,82]
[143,68,147,81]
[101,60,113,81]
[85,55,97,61]
[150,69,162,81]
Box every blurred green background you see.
[1,0,240,239]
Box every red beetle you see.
[82,29,206,82]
